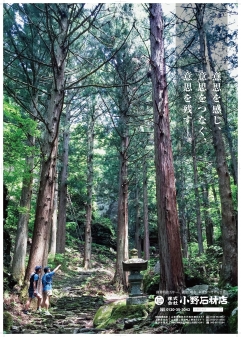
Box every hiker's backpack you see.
[29,273,35,288]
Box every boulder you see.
[183,284,228,296]
[93,300,155,330]
[93,299,126,329]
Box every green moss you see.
[93,300,155,329]
[93,300,125,328]
[20,284,28,302]
[3,311,13,332]
[112,303,153,319]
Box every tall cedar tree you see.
[83,110,95,269]
[143,158,150,260]
[56,103,71,253]
[113,81,129,291]
[25,4,68,281]
[149,3,184,292]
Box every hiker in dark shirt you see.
[23,266,42,314]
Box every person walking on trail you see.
[23,266,42,314]
[42,264,61,315]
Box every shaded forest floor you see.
[3,243,183,334]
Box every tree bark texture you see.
[134,179,141,258]
[49,178,58,256]
[201,182,214,247]
[25,5,68,282]
[113,83,129,291]
[191,118,204,255]
[3,185,12,270]
[195,4,237,286]
[83,113,94,269]
[114,141,129,290]
[143,159,150,260]
[56,103,71,253]
[150,3,185,292]
[176,140,189,259]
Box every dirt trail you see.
[7,268,124,334]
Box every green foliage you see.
[142,259,160,294]
[183,245,223,284]
[94,217,115,236]
[183,255,206,279]
[91,242,117,264]
[48,254,68,273]
[4,99,39,178]
[65,216,117,249]
[228,312,237,333]
[65,222,81,246]
[3,311,13,332]
[230,184,238,208]
[3,98,39,239]
[221,285,238,333]
[226,285,238,300]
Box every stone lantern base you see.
[126,270,147,305]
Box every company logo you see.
[155,296,164,305]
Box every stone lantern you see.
[122,248,148,305]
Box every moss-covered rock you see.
[93,299,155,329]
[3,311,13,332]
[93,299,125,328]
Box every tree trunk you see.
[12,153,35,283]
[49,178,58,256]
[24,5,68,282]
[179,217,189,259]
[150,3,185,292]
[134,177,141,257]
[143,159,150,260]
[113,135,129,290]
[113,83,129,291]
[56,103,71,253]
[176,138,189,259]
[179,171,189,259]
[201,181,214,246]
[191,118,204,255]
[83,112,95,269]
[3,185,11,270]
[195,4,237,286]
